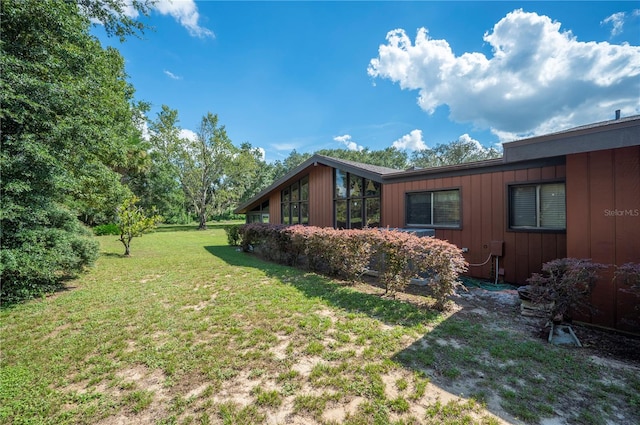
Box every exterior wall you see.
[308,164,334,228]
[566,146,640,332]
[267,164,334,228]
[381,163,567,285]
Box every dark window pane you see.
[366,198,380,227]
[335,169,347,199]
[335,200,347,229]
[511,186,536,227]
[349,176,363,197]
[282,203,290,225]
[540,183,565,228]
[433,190,460,226]
[301,202,309,225]
[291,203,299,224]
[407,192,431,225]
[291,182,300,202]
[365,179,381,196]
[350,199,363,229]
[261,201,269,212]
[282,188,290,203]
[300,176,309,201]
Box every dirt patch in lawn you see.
[65,278,639,425]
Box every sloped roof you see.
[235,115,640,214]
[234,154,400,214]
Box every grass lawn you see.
[1,224,638,424]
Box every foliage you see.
[527,258,606,322]
[0,204,99,303]
[411,138,502,169]
[224,224,242,246]
[78,0,152,41]
[236,224,467,309]
[0,0,139,300]
[148,107,266,230]
[615,263,640,317]
[93,223,120,236]
[116,196,161,256]
[615,262,640,291]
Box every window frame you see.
[405,188,462,229]
[507,180,566,233]
[281,176,309,225]
[333,169,382,229]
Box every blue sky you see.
[92,1,640,162]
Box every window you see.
[406,189,461,227]
[247,201,269,223]
[509,182,565,230]
[333,170,381,229]
[281,176,309,225]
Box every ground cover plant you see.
[1,225,639,424]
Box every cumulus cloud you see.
[155,0,214,38]
[334,134,364,151]
[164,70,182,80]
[392,129,427,151]
[368,9,640,141]
[179,128,198,141]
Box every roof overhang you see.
[503,116,640,163]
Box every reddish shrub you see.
[527,258,605,322]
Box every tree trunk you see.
[124,243,131,256]
[198,213,207,230]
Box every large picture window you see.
[281,176,309,225]
[334,170,381,229]
[406,189,461,227]
[509,182,565,230]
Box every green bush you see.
[1,205,99,303]
[224,224,242,246]
[93,223,120,236]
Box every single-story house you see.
[235,115,640,332]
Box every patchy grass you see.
[1,225,638,424]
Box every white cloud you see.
[334,134,364,151]
[457,133,483,151]
[164,70,182,80]
[392,129,427,151]
[369,9,640,142]
[602,12,626,37]
[179,128,198,141]
[272,142,298,151]
[155,0,214,38]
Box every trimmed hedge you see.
[236,223,468,310]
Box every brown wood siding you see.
[308,164,334,228]
[269,192,281,224]
[567,147,640,332]
[381,164,567,285]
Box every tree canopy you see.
[0,0,144,301]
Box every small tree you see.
[116,196,161,256]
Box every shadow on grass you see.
[204,245,439,328]
[203,244,634,424]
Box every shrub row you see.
[236,223,468,310]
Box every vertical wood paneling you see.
[270,192,281,224]
[566,154,591,258]
[309,165,333,228]
[589,150,616,328]
[367,164,568,286]
[614,147,640,330]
